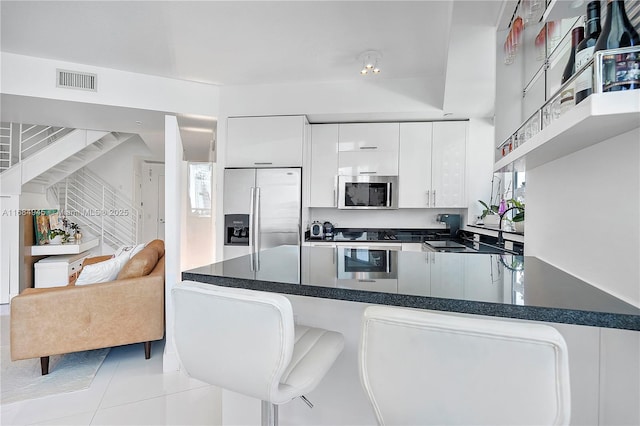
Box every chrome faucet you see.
[497,206,520,246]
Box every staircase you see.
[1,121,140,250]
[53,169,139,249]
[0,122,135,194]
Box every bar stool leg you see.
[261,400,278,426]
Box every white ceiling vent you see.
[56,69,97,91]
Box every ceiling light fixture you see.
[358,50,382,76]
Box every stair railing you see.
[0,123,11,172]
[57,168,139,249]
[19,124,73,161]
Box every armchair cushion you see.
[76,255,128,285]
[145,239,165,258]
[117,246,159,280]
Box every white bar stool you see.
[172,281,345,426]
[359,306,571,425]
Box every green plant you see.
[478,200,500,218]
[508,199,525,222]
[48,228,70,242]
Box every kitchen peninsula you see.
[183,246,639,426]
[184,246,639,330]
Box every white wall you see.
[1,53,219,117]
[526,128,640,307]
[86,135,151,201]
[310,208,464,230]
[163,115,183,372]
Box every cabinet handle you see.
[426,190,430,207]
[359,146,378,150]
[359,171,377,174]
[358,279,376,283]
[433,190,436,206]
[254,162,273,165]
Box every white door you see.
[140,162,165,242]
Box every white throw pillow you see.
[75,255,129,285]
[114,243,145,259]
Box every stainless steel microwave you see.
[338,175,398,209]
[337,246,398,280]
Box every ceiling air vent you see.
[56,69,97,91]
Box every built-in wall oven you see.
[338,175,398,209]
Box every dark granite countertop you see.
[183,246,640,331]
[305,227,524,254]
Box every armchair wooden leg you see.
[144,341,151,359]
[41,356,50,375]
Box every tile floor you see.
[1,306,222,426]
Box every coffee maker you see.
[436,214,461,238]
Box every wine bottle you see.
[575,1,602,103]
[560,27,585,112]
[594,0,640,92]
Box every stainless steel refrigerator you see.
[223,168,301,262]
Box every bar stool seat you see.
[172,281,344,425]
[359,306,571,426]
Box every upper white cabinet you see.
[338,123,399,151]
[338,123,399,175]
[226,116,307,167]
[399,121,467,208]
[310,124,338,207]
[399,122,433,208]
[432,122,467,208]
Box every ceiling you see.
[0,0,504,160]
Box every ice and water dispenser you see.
[224,214,249,246]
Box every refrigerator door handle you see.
[255,187,261,257]
[249,187,256,271]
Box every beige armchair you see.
[10,241,165,375]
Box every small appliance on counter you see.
[436,214,461,238]
[323,221,334,239]
[310,221,324,239]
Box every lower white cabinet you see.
[34,253,87,288]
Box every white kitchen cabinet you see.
[338,150,399,176]
[397,251,430,296]
[398,121,466,208]
[429,253,465,299]
[432,121,467,208]
[226,116,307,167]
[401,242,424,252]
[463,254,504,303]
[338,123,399,151]
[304,245,337,288]
[310,124,338,207]
[337,123,399,176]
[399,122,433,207]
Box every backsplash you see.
[308,208,467,230]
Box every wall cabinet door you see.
[338,151,399,176]
[432,121,467,208]
[338,123,399,151]
[226,116,305,167]
[310,124,338,207]
[399,123,433,208]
